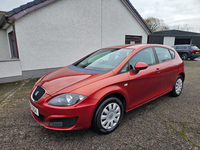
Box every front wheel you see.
[92,97,124,134]
[170,75,183,97]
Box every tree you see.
[144,17,169,32]
[171,24,193,31]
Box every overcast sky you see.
[0,0,200,32]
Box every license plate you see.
[196,52,199,54]
[30,102,39,116]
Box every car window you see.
[155,47,172,63]
[177,46,184,49]
[191,46,199,50]
[87,51,110,64]
[169,49,175,59]
[74,48,133,72]
[128,47,156,71]
[119,63,129,74]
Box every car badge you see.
[35,91,40,96]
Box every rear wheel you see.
[181,54,188,60]
[92,97,124,134]
[170,75,183,97]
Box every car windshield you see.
[74,48,133,72]
[191,46,199,50]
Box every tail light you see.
[190,50,195,52]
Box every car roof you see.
[101,44,172,50]
[174,44,195,46]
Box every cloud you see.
[130,0,200,32]
[0,0,31,11]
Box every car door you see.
[126,47,162,110]
[154,47,178,94]
[176,45,184,55]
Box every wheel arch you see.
[179,72,185,82]
[100,93,127,112]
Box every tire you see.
[92,97,124,134]
[181,54,188,60]
[170,75,183,97]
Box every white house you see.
[0,0,152,83]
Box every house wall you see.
[14,0,148,72]
[0,29,10,59]
[15,0,102,72]
[0,59,22,78]
[101,0,148,47]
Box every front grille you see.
[31,86,46,102]
[49,117,78,128]
[33,113,45,122]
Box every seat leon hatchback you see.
[30,44,185,134]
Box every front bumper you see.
[30,93,98,130]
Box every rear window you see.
[191,46,199,50]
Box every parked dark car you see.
[172,45,200,60]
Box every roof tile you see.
[35,0,42,5]
[27,2,36,8]
[13,7,22,14]
[20,4,29,10]
[6,10,15,16]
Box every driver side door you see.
[127,47,162,110]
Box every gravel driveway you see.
[0,60,200,149]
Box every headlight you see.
[48,93,86,106]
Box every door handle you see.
[156,68,160,73]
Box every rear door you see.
[154,47,178,94]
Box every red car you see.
[30,44,185,134]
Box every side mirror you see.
[134,62,148,73]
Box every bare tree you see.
[171,24,193,31]
[144,17,169,32]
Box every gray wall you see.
[14,0,148,72]
[0,29,10,59]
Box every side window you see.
[119,63,129,74]
[169,49,175,59]
[8,31,18,58]
[177,46,184,49]
[125,35,142,44]
[155,47,172,63]
[129,47,156,70]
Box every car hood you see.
[37,66,112,96]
